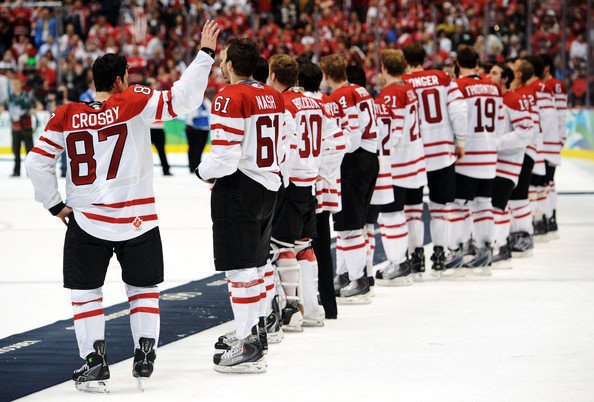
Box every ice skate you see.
[462,238,478,257]
[337,276,371,305]
[376,261,413,286]
[333,272,350,296]
[438,247,466,278]
[463,243,493,276]
[213,336,267,374]
[214,330,239,350]
[303,307,325,327]
[533,217,549,243]
[492,244,512,269]
[282,300,304,332]
[430,246,446,277]
[509,231,534,258]
[132,337,156,392]
[409,247,425,281]
[72,340,110,394]
[547,211,559,240]
[266,299,284,344]
[257,317,268,354]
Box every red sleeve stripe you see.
[264,270,274,277]
[473,216,494,223]
[74,308,104,321]
[425,151,452,159]
[511,116,531,124]
[128,292,160,302]
[211,140,241,146]
[231,295,261,304]
[336,145,346,150]
[404,208,424,213]
[424,141,455,148]
[391,155,425,168]
[290,176,317,182]
[374,185,392,190]
[393,115,405,120]
[497,159,523,167]
[317,202,339,208]
[543,141,562,145]
[496,169,520,177]
[494,219,511,225]
[72,297,103,306]
[211,123,244,135]
[392,167,426,179]
[456,162,496,166]
[447,88,459,95]
[265,284,274,291]
[348,114,358,118]
[230,279,261,288]
[333,132,344,138]
[165,90,177,118]
[377,173,391,178]
[316,188,340,195]
[39,136,64,150]
[464,151,497,155]
[130,307,160,315]
[513,211,532,220]
[93,197,155,208]
[82,212,158,224]
[156,92,164,121]
[31,147,55,159]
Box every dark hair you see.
[539,53,555,76]
[319,54,347,82]
[496,63,514,89]
[225,38,260,77]
[456,45,479,69]
[270,54,299,87]
[524,55,544,79]
[92,53,127,92]
[346,64,367,87]
[252,56,269,83]
[516,59,534,84]
[403,43,426,67]
[298,59,323,92]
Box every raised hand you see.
[200,20,221,51]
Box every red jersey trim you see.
[93,197,156,208]
[39,136,64,150]
[81,212,158,224]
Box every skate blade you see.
[336,295,372,305]
[512,249,533,258]
[376,277,413,287]
[136,377,148,392]
[430,270,443,279]
[464,266,492,276]
[75,380,109,394]
[302,319,324,327]
[267,330,284,344]
[441,268,466,278]
[413,273,424,282]
[533,234,549,243]
[547,231,559,240]
[282,324,304,332]
[491,260,513,270]
[213,358,267,374]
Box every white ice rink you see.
[1,154,594,402]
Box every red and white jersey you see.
[199,80,285,191]
[496,90,535,185]
[403,69,468,171]
[514,84,541,171]
[544,78,568,166]
[25,51,214,241]
[281,88,345,187]
[329,83,378,154]
[371,100,398,205]
[454,75,504,179]
[378,81,427,189]
[527,79,557,175]
[306,91,348,214]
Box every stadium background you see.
[0,0,592,158]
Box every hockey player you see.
[299,59,349,319]
[268,55,345,329]
[25,20,219,392]
[449,45,504,274]
[507,59,540,256]
[319,54,379,303]
[402,43,468,275]
[524,55,558,241]
[541,53,567,239]
[375,49,427,286]
[487,64,535,264]
[196,38,285,374]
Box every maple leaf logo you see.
[132,217,143,230]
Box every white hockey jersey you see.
[543,78,568,166]
[306,91,348,214]
[25,50,214,241]
[198,80,285,191]
[403,69,468,172]
[378,81,427,189]
[527,79,557,175]
[371,100,398,205]
[454,75,504,180]
[496,90,535,185]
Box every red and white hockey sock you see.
[537,186,548,220]
[71,288,105,359]
[429,201,450,249]
[544,182,555,219]
[365,223,376,276]
[336,229,367,281]
[226,268,261,340]
[126,285,160,350]
[471,197,494,247]
[405,204,424,253]
[462,203,473,245]
[449,199,468,249]
[261,260,276,316]
[256,266,268,318]
[509,199,533,234]
[335,233,347,275]
[493,207,511,249]
[296,240,319,316]
[378,212,408,264]
[529,185,545,221]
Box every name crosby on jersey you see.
[71,106,121,129]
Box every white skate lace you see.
[344,281,357,291]
[221,341,243,359]
[222,330,237,341]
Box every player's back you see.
[403,69,465,171]
[330,83,377,154]
[209,80,284,191]
[378,82,427,188]
[282,89,327,185]
[455,75,503,179]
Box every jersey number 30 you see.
[66,123,128,185]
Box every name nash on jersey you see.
[255,95,278,110]
[71,106,121,129]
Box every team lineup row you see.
[23,20,566,391]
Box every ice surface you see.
[1,154,594,401]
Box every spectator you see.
[34,8,57,47]
[7,79,34,177]
[569,31,587,62]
